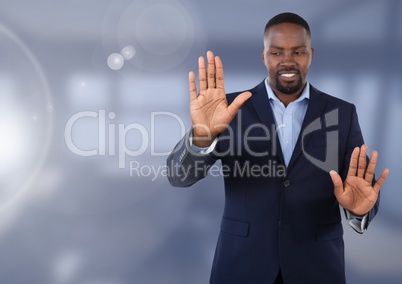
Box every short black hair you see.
[264,12,311,37]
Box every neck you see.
[270,82,308,107]
[273,90,302,107]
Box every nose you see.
[280,51,296,66]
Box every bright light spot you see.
[0,116,28,173]
[107,53,124,70]
[120,45,136,60]
[0,23,53,211]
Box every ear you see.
[311,47,315,60]
[261,50,265,62]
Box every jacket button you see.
[283,179,291,187]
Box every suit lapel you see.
[249,81,285,165]
[287,85,328,171]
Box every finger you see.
[215,56,224,90]
[227,91,252,118]
[189,71,197,101]
[330,170,344,198]
[357,144,367,178]
[198,56,207,91]
[347,147,360,177]
[373,168,390,194]
[207,51,216,88]
[364,150,377,183]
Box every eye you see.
[270,52,281,56]
[295,50,306,55]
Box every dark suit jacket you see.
[167,81,379,284]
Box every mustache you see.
[277,67,300,74]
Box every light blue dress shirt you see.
[264,78,309,166]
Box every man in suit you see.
[167,12,389,284]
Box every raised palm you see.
[330,145,389,216]
[189,51,251,147]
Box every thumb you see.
[330,170,344,197]
[227,91,252,117]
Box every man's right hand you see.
[189,51,252,147]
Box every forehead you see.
[264,23,311,47]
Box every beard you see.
[274,74,304,95]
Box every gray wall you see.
[0,0,400,283]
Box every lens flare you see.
[120,45,136,60]
[107,53,124,70]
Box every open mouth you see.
[280,73,297,78]
[278,71,299,81]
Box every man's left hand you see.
[330,145,389,216]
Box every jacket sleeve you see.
[341,104,380,232]
[166,129,219,187]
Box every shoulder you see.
[310,84,356,110]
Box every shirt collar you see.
[264,77,310,103]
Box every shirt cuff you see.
[189,131,218,155]
[345,209,368,234]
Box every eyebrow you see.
[269,45,307,50]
